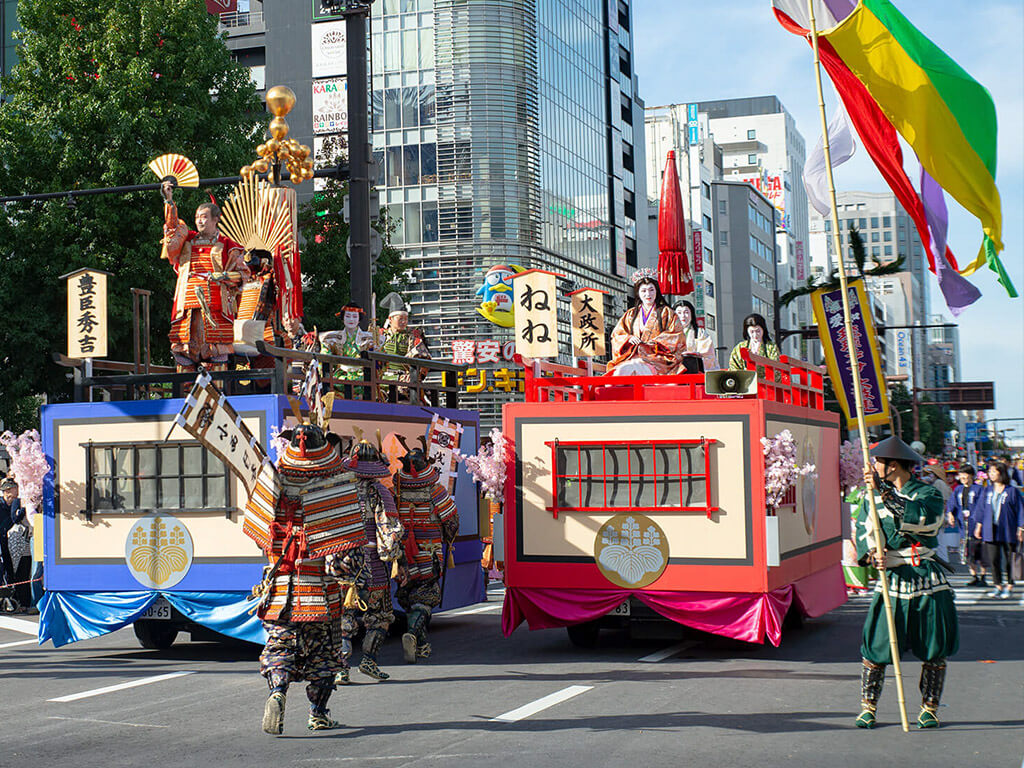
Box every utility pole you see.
[343,2,373,324]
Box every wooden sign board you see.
[569,287,607,357]
[64,268,110,359]
[512,269,562,359]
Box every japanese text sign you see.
[569,288,606,357]
[65,268,109,359]
[427,414,463,495]
[512,270,561,359]
[810,281,890,429]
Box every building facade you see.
[222,0,646,426]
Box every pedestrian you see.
[947,464,986,586]
[0,477,29,612]
[854,436,958,729]
[972,462,1023,599]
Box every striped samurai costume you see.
[394,448,459,663]
[244,425,365,734]
[330,441,404,684]
[854,437,958,729]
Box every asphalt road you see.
[0,576,1021,768]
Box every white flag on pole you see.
[803,103,856,218]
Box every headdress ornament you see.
[630,267,658,286]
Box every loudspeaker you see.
[704,370,757,396]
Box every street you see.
[0,576,1021,768]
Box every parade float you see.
[35,88,483,649]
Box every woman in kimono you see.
[728,313,780,370]
[674,300,718,373]
[607,268,684,376]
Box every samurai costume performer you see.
[606,304,684,376]
[330,442,404,684]
[394,448,458,663]
[244,425,364,734]
[321,327,374,382]
[854,437,958,730]
[161,200,247,370]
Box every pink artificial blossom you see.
[0,429,50,517]
[839,438,864,492]
[268,425,289,468]
[455,428,511,503]
[761,429,817,510]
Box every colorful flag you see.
[920,166,981,316]
[804,102,856,218]
[773,0,1014,298]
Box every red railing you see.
[519,352,824,410]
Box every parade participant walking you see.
[972,463,1023,599]
[854,436,958,729]
[332,440,405,683]
[394,442,458,663]
[607,268,684,376]
[947,464,986,584]
[729,313,780,370]
[160,180,248,371]
[246,424,356,734]
[674,300,719,373]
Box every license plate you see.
[609,600,631,617]
[139,596,172,620]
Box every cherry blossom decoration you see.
[454,428,511,503]
[0,429,51,517]
[761,429,816,510]
[838,438,864,492]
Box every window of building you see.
[702,214,712,232]
[871,217,879,228]
[705,280,714,298]
[883,231,891,242]
[719,199,727,215]
[719,230,727,245]
[824,220,831,231]
[705,314,716,331]
[883,216,891,227]
[871,232,879,242]
[420,142,437,184]
[403,144,420,185]
[421,200,438,242]
[747,129,756,140]
[546,439,716,515]
[702,182,710,200]
[704,246,713,265]
[747,153,757,165]
[86,441,230,517]
[858,217,867,229]
[884,245,893,257]
[872,246,880,257]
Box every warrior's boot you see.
[918,660,946,729]
[359,629,390,680]
[306,679,342,731]
[335,638,353,685]
[262,675,288,736]
[856,659,885,728]
[403,605,430,663]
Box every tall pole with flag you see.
[805,0,910,732]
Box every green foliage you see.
[889,383,954,455]
[0,0,262,431]
[297,176,410,333]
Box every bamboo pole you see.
[805,0,910,732]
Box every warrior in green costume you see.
[320,302,374,383]
[854,436,958,730]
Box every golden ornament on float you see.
[242,85,313,187]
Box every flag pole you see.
[805,0,909,733]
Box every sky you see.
[633,0,1024,435]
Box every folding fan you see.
[147,153,200,188]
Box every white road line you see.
[0,615,39,635]
[48,716,169,729]
[437,604,503,618]
[48,671,195,703]
[299,755,497,763]
[490,685,593,723]
[637,640,699,663]
[0,639,37,650]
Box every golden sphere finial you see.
[265,85,297,118]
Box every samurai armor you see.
[919,659,946,710]
[860,659,885,711]
[243,462,281,554]
[300,476,366,557]
[258,559,342,624]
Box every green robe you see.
[854,477,959,664]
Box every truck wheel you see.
[134,621,178,650]
[566,620,600,648]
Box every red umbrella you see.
[657,151,694,297]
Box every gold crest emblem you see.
[594,514,670,588]
[125,515,193,589]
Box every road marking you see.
[638,640,699,663]
[0,639,37,650]
[437,604,503,618]
[48,671,195,703]
[48,716,169,729]
[0,616,39,635]
[299,755,498,763]
[490,685,593,722]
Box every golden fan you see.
[220,175,295,254]
[147,153,200,188]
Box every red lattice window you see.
[544,438,718,518]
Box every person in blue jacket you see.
[947,464,986,586]
[972,462,1023,600]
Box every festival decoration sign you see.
[63,268,110,359]
[312,77,348,135]
[810,281,890,429]
[568,288,607,358]
[170,372,270,496]
[427,414,463,495]
[512,269,562,359]
[312,21,347,78]
[475,264,525,327]
[594,514,669,588]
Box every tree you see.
[889,383,954,455]
[297,174,410,334]
[0,0,262,431]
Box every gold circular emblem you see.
[594,513,670,588]
[124,514,194,589]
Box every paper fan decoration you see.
[148,153,199,188]
[220,175,295,254]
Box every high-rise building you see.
[221,0,647,426]
[809,190,932,388]
[698,96,811,361]
[644,103,722,352]
[1,0,19,84]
